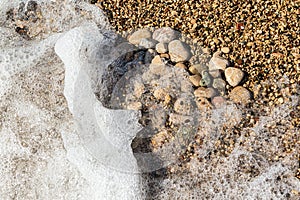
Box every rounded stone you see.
[230,86,252,104]
[221,47,230,54]
[189,75,201,87]
[128,29,152,45]
[156,43,168,53]
[211,96,227,108]
[168,40,192,62]
[225,67,244,87]
[175,62,186,69]
[194,87,217,99]
[139,38,157,49]
[151,55,163,65]
[152,27,178,43]
[209,54,229,71]
[189,66,200,75]
[212,78,226,94]
[200,71,212,87]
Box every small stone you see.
[225,67,244,87]
[128,29,152,45]
[134,82,145,98]
[211,96,226,108]
[230,86,252,104]
[209,55,229,71]
[192,64,208,75]
[168,40,192,62]
[152,27,178,43]
[199,71,212,87]
[206,87,218,99]
[174,96,195,115]
[156,43,168,53]
[189,66,199,75]
[189,75,201,87]
[213,78,226,94]
[209,69,221,78]
[175,62,186,69]
[194,87,217,99]
[221,47,230,54]
[139,38,158,49]
[151,55,163,65]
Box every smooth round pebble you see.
[213,78,226,94]
[230,86,252,104]
[221,47,230,54]
[211,96,226,108]
[209,55,229,71]
[156,43,168,53]
[128,29,152,45]
[152,27,178,43]
[139,38,157,49]
[189,66,200,75]
[151,55,163,65]
[225,67,244,87]
[200,71,212,87]
[168,40,192,62]
[189,75,201,87]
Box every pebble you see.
[230,86,252,104]
[224,67,244,87]
[152,27,178,43]
[156,42,168,53]
[128,29,152,45]
[194,87,217,99]
[209,69,221,78]
[189,66,200,75]
[189,75,201,87]
[211,96,226,108]
[139,38,157,49]
[151,55,164,65]
[221,47,230,54]
[127,102,142,110]
[209,55,229,71]
[212,78,226,94]
[168,40,192,62]
[199,71,212,87]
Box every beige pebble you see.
[194,87,217,99]
[189,75,201,87]
[189,66,200,75]
[225,67,244,87]
[168,40,192,62]
[128,29,152,45]
[221,47,230,54]
[151,55,164,65]
[230,86,252,104]
[152,27,178,43]
[156,42,168,53]
[211,96,226,108]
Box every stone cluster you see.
[127,27,252,107]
